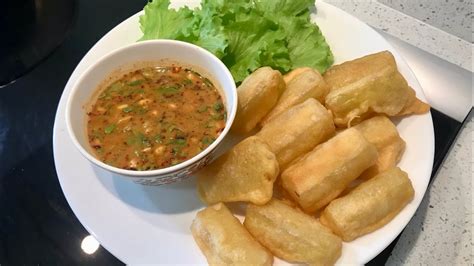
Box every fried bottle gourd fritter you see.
[197,136,279,205]
[353,116,406,179]
[233,67,285,134]
[244,199,342,266]
[281,128,378,213]
[320,167,415,241]
[261,67,329,126]
[191,203,273,266]
[324,51,429,127]
[256,98,335,169]
[283,67,313,84]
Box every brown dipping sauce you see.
[87,65,226,170]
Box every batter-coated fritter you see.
[324,51,429,127]
[197,136,279,205]
[233,67,285,134]
[244,199,342,266]
[257,98,335,169]
[283,67,313,84]
[191,203,273,266]
[281,128,377,212]
[353,116,406,179]
[320,167,415,241]
[262,68,329,125]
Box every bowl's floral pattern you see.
[131,151,215,186]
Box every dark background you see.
[0,0,145,264]
[0,0,465,265]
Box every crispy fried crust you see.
[396,87,431,115]
[197,136,279,205]
[191,203,273,266]
[283,67,313,84]
[323,51,429,127]
[353,116,406,179]
[233,67,285,134]
[281,128,378,212]
[244,199,342,266]
[257,98,335,169]
[262,68,329,126]
[320,167,415,241]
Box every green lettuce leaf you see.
[191,0,228,57]
[222,15,270,81]
[139,0,194,40]
[255,0,334,72]
[254,0,314,17]
[285,18,334,72]
[139,0,333,82]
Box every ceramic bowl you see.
[66,40,237,185]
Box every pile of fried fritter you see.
[192,51,429,265]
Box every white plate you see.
[53,1,434,264]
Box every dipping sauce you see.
[87,66,226,170]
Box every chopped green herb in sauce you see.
[170,138,187,145]
[154,134,163,143]
[212,113,225,120]
[156,86,180,96]
[104,124,116,134]
[87,66,226,170]
[201,136,215,146]
[127,79,144,86]
[122,106,134,113]
[213,102,224,111]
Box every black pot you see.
[0,0,76,86]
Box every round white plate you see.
[53,1,434,264]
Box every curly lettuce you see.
[139,0,333,82]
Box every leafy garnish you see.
[139,0,194,40]
[138,0,333,82]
